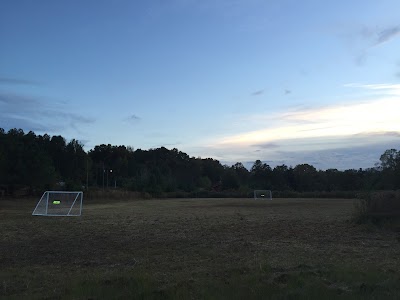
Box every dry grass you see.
[1,197,400,299]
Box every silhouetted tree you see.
[250,160,272,189]
[1,128,399,197]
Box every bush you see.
[354,191,400,225]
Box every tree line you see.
[0,128,399,197]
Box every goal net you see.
[32,191,83,216]
[254,190,272,200]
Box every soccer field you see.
[1,198,399,299]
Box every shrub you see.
[354,191,400,225]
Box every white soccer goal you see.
[254,190,272,200]
[32,191,83,216]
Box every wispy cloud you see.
[353,131,400,138]
[129,114,140,120]
[266,141,399,170]
[251,89,264,96]
[219,95,400,146]
[344,83,400,95]
[0,92,95,133]
[204,133,400,170]
[0,115,50,132]
[351,25,400,64]
[125,114,141,123]
[0,92,40,108]
[194,83,400,168]
[374,26,400,46]
[357,25,400,46]
[252,142,279,149]
[44,111,94,124]
[0,77,39,85]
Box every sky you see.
[1,0,400,170]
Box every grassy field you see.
[1,197,400,299]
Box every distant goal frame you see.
[254,190,272,200]
[32,191,83,216]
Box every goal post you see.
[254,190,272,200]
[32,191,83,216]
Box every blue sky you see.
[1,0,399,169]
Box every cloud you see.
[351,25,400,64]
[221,139,400,170]
[0,92,95,133]
[374,26,400,46]
[0,92,39,108]
[251,89,264,96]
[353,131,400,138]
[357,25,400,46]
[0,77,39,85]
[344,83,400,95]
[355,51,367,66]
[128,114,140,120]
[0,115,50,132]
[125,114,141,123]
[42,111,94,124]
[252,142,279,149]
[193,83,400,169]
[267,141,399,170]
[218,94,400,147]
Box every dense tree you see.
[48,135,67,179]
[0,128,399,197]
[222,166,240,190]
[292,164,320,191]
[201,158,224,184]
[379,149,400,189]
[272,165,292,190]
[380,149,399,170]
[250,160,272,189]
[232,162,249,187]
